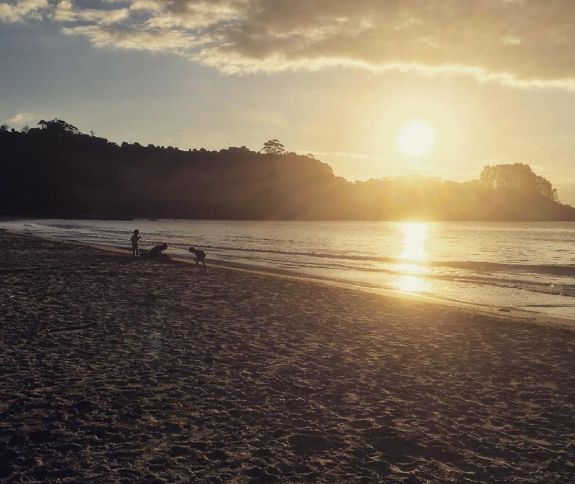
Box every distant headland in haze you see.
[1,119,574,221]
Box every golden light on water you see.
[397,121,435,158]
[395,274,427,294]
[400,222,428,261]
[395,222,429,293]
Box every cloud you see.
[4,0,575,89]
[0,0,49,22]
[54,1,130,25]
[308,151,383,162]
[7,112,40,125]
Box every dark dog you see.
[140,243,170,260]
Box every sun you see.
[397,121,435,158]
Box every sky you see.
[1,0,575,205]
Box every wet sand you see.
[1,230,574,482]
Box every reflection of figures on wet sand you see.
[189,247,206,267]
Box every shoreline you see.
[1,230,574,481]
[8,228,575,330]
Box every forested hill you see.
[1,120,574,221]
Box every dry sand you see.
[0,230,574,483]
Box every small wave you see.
[523,304,575,308]
[167,243,575,277]
[6,222,575,278]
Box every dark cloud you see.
[3,0,575,88]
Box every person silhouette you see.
[150,243,168,258]
[189,247,206,266]
[131,229,140,257]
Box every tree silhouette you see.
[0,121,573,220]
[480,163,557,201]
[260,139,286,155]
[38,119,79,136]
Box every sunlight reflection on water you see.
[400,222,428,261]
[3,218,574,319]
[395,274,427,293]
[395,222,429,293]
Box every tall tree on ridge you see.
[261,139,287,155]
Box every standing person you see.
[189,247,206,266]
[131,229,140,257]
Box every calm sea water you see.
[3,219,575,320]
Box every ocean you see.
[2,219,575,320]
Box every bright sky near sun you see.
[2,0,575,204]
[397,122,435,159]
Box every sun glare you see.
[395,274,426,294]
[395,222,429,293]
[397,121,435,158]
[400,222,428,261]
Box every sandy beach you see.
[1,230,574,482]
